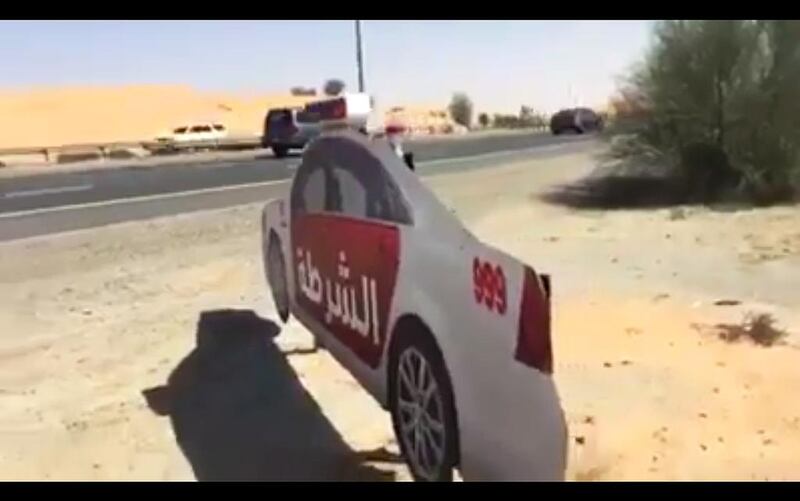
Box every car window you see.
[268,110,292,124]
[212,124,225,131]
[328,166,368,218]
[292,136,412,224]
[296,111,320,124]
[190,125,212,133]
[291,146,328,215]
[301,168,326,213]
[320,137,412,225]
[173,127,188,134]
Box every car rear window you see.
[296,111,320,124]
[173,127,188,134]
[268,110,292,123]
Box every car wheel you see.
[272,145,289,158]
[389,328,459,482]
[266,234,290,323]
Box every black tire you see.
[265,234,290,323]
[388,324,459,482]
[272,145,289,158]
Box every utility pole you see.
[355,20,365,92]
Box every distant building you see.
[383,105,460,135]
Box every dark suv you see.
[262,107,321,158]
[549,107,603,135]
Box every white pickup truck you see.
[260,94,567,481]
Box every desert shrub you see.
[493,114,522,129]
[323,79,345,97]
[290,86,316,97]
[607,20,800,205]
[716,312,788,347]
[448,93,473,129]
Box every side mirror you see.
[403,152,416,171]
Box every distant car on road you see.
[262,107,322,158]
[549,108,603,135]
[154,122,228,151]
[261,94,566,481]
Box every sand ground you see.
[0,86,316,150]
[1,149,799,480]
[0,85,460,155]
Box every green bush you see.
[608,20,800,204]
[448,93,474,129]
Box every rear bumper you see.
[458,376,568,481]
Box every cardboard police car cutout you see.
[261,93,566,481]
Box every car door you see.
[290,135,411,371]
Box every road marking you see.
[420,141,577,167]
[0,179,290,219]
[3,184,93,199]
[0,140,591,220]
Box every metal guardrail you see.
[0,135,264,165]
[0,127,552,168]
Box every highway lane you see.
[0,132,591,215]
[0,135,598,242]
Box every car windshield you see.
[268,110,292,123]
[296,111,319,124]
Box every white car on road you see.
[156,122,228,148]
[260,95,567,481]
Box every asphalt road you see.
[0,133,597,241]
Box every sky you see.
[0,20,654,114]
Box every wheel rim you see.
[396,347,447,481]
[268,243,288,314]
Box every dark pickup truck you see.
[262,107,322,158]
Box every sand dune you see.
[0,85,463,151]
[0,85,316,149]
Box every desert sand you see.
[0,85,459,152]
[0,85,318,149]
[1,149,799,480]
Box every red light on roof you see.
[385,124,406,135]
[332,99,346,119]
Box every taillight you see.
[385,124,406,135]
[515,266,552,374]
[332,99,347,119]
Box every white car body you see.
[260,98,567,481]
[157,122,228,144]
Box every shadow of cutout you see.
[142,309,396,481]
[539,175,686,210]
[353,446,405,465]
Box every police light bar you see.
[306,97,347,120]
[306,93,372,129]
